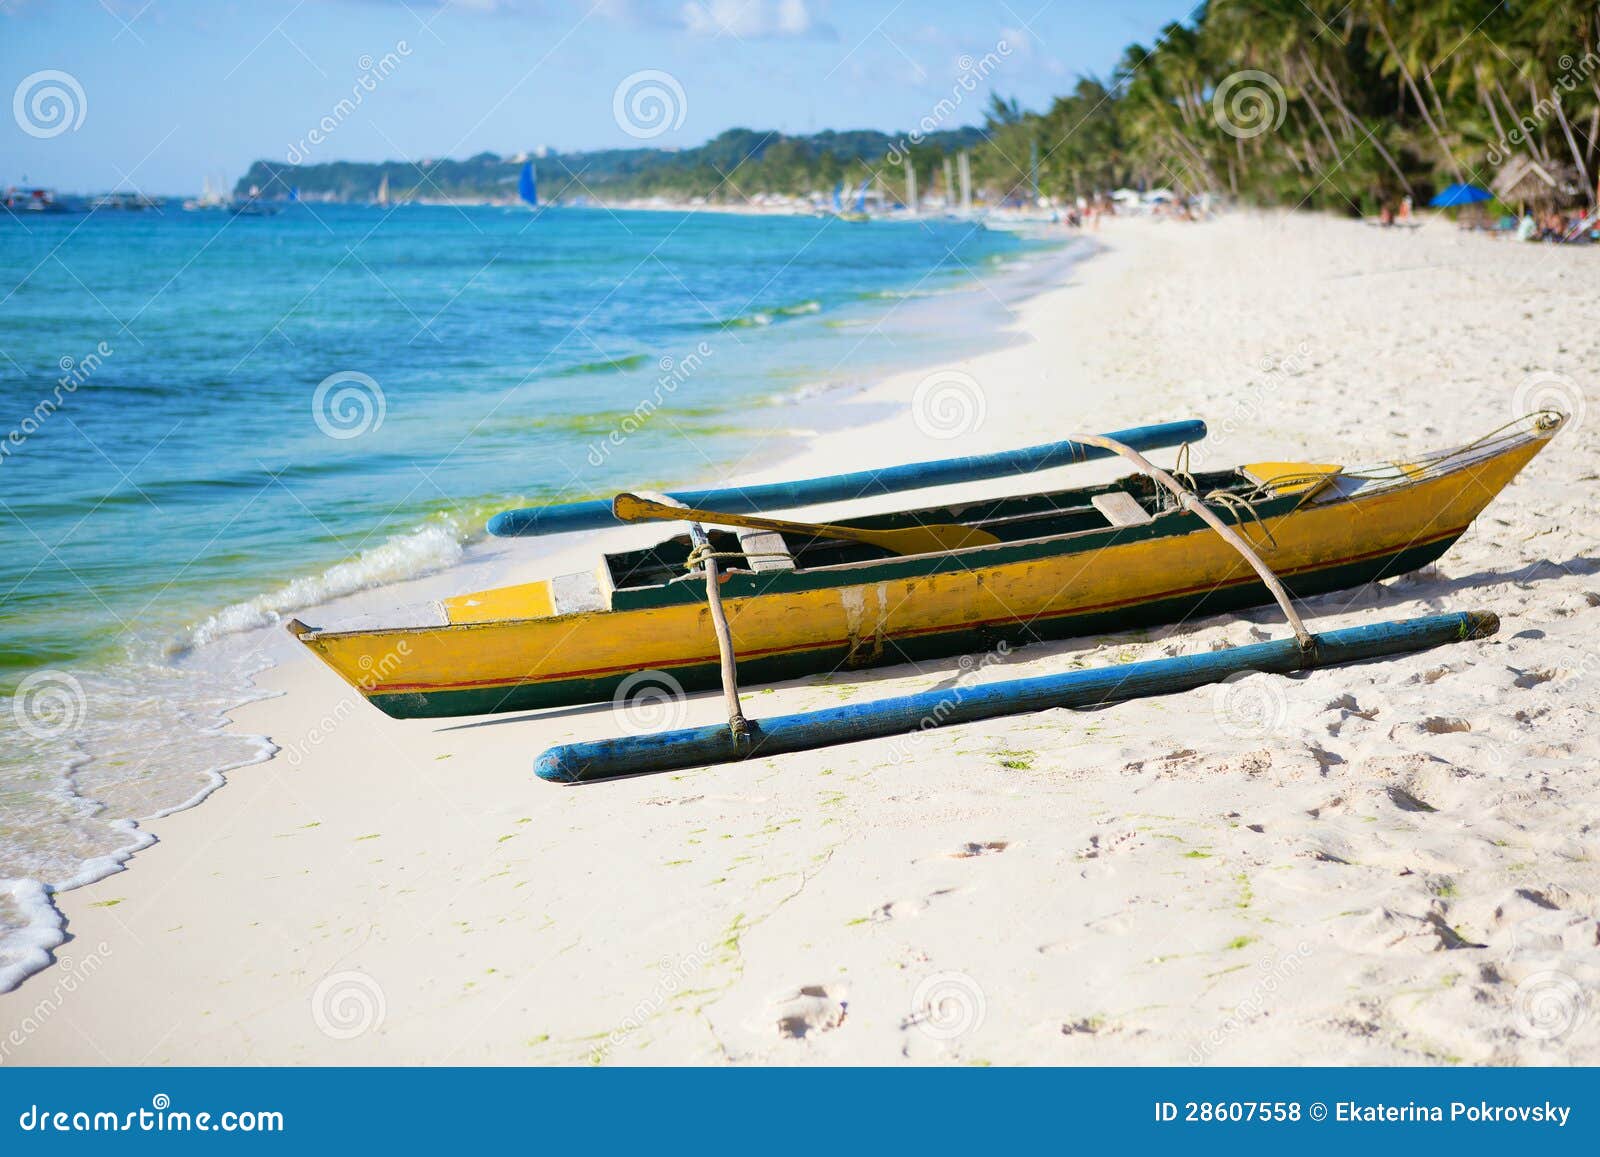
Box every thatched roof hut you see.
[1490,156,1582,210]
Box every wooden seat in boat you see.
[737,528,796,572]
[1091,490,1153,527]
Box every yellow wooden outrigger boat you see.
[289,414,1561,720]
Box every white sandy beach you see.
[4,210,1597,1066]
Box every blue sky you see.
[2,0,1193,194]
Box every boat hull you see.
[295,425,1553,720]
[371,532,1464,719]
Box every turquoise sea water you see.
[1,205,1038,679]
[0,203,1050,985]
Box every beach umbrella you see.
[1429,183,1492,207]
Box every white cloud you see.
[679,0,835,40]
[998,26,1030,55]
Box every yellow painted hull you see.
[295,425,1555,718]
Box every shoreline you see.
[0,222,1080,1001]
[5,211,1596,1065]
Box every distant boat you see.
[4,187,70,214]
[89,192,162,212]
[517,160,544,213]
[835,177,870,222]
[230,185,279,217]
[375,173,390,207]
[183,176,229,212]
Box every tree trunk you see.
[1423,70,1449,127]
[1551,90,1593,203]
[1301,53,1357,140]
[1495,79,1549,164]
[1480,83,1509,150]
[1293,56,1344,158]
[1372,12,1465,180]
[1303,56,1412,192]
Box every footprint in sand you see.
[1078,830,1139,859]
[948,840,1009,859]
[1386,785,1438,813]
[1324,694,1379,736]
[1386,716,1470,740]
[772,984,848,1039]
[1061,1017,1119,1036]
[1335,907,1484,953]
[1412,663,1461,685]
[871,888,959,922]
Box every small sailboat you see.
[375,173,390,207]
[230,184,279,217]
[183,176,230,212]
[518,160,542,213]
[836,177,870,223]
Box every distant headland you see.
[236,127,989,206]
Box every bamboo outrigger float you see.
[288,414,1562,734]
[484,420,1205,537]
[536,611,1500,782]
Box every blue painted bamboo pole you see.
[488,419,1206,537]
[536,612,1499,783]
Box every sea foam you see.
[178,521,466,651]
